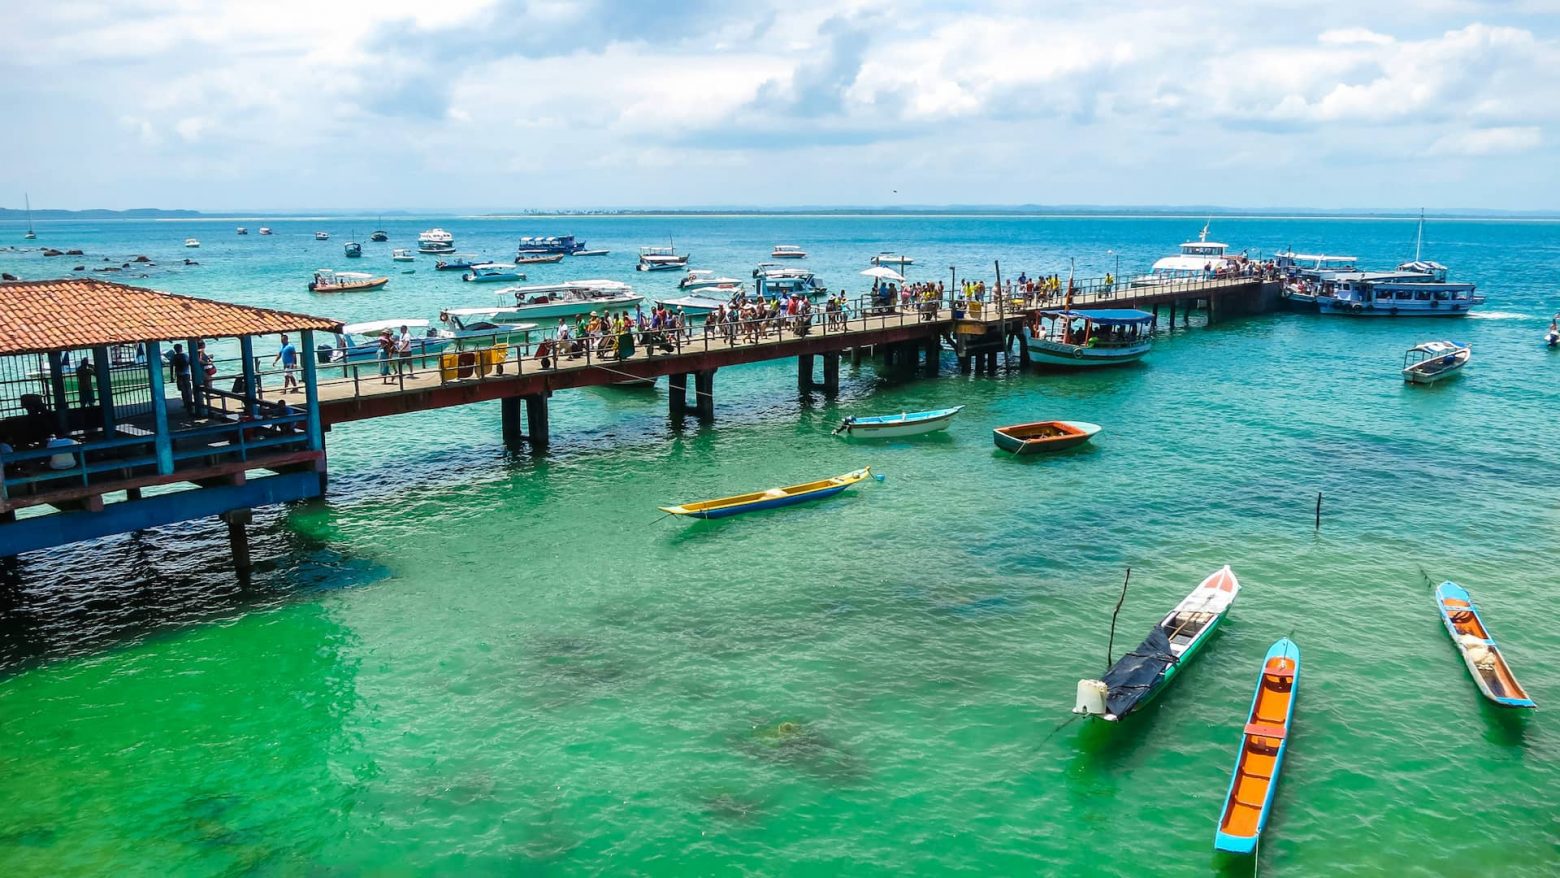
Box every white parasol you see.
[859,266,905,283]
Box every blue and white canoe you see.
[835,406,964,438]
[1435,582,1536,708]
[1215,638,1300,854]
[660,467,875,519]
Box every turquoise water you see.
[2,216,1558,875]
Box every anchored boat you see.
[1402,340,1469,384]
[993,420,1100,454]
[660,467,876,519]
[391,248,416,262]
[309,269,389,293]
[463,262,526,283]
[417,228,456,254]
[771,244,807,259]
[1024,310,1153,367]
[1074,566,1240,721]
[1435,582,1536,708]
[434,255,479,271]
[1215,638,1301,854]
[515,253,565,265]
[836,406,963,439]
[637,245,689,271]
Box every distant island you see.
[0,207,204,220]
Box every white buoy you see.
[1073,679,1108,716]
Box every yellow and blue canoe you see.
[660,467,875,519]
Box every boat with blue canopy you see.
[515,235,587,256]
[1023,309,1153,367]
[660,467,876,519]
[1435,582,1536,708]
[1215,637,1301,854]
[835,406,963,438]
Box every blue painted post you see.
[240,336,258,417]
[144,341,174,474]
[300,330,323,452]
[92,346,116,435]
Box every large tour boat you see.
[1023,309,1153,367]
[637,246,689,272]
[417,228,456,254]
[1132,223,1237,287]
[515,235,587,257]
[493,280,643,320]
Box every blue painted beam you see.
[0,471,324,558]
[144,341,173,474]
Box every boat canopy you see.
[1409,340,1467,354]
[1100,627,1177,718]
[1040,309,1154,325]
[342,318,430,335]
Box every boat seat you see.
[1244,722,1286,741]
[1263,667,1295,679]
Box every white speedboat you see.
[871,253,914,267]
[1402,340,1469,384]
[314,231,330,241]
[258,227,273,235]
[418,228,456,254]
[329,319,452,363]
[755,265,825,301]
[1546,314,1559,348]
[436,309,541,346]
[637,245,689,271]
[184,237,200,248]
[391,248,416,262]
[1023,309,1153,367]
[236,227,248,235]
[771,245,807,259]
[677,269,746,292]
[463,262,525,283]
[493,280,644,320]
[658,289,738,316]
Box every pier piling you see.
[798,353,815,391]
[694,369,716,420]
[822,352,840,395]
[501,396,523,447]
[524,393,550,449]
[221,508,253,577]
[669,372,688,415]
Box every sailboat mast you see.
[23,193,35,239]
[1414,209,1424,262]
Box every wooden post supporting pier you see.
[524,393,550,450]
[501,396,523,447]
[798,353,815,391]
[1167,300,1176,329]
[221,508,253,578]
[822,352,840,395]
[668,372,688,415]
[693,369,715,420]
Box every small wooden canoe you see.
[660,467,874,519]
[1215,637,1300,854]
[836,406,963,438]
[993,420,1101,454]
[1435,582,1536,708]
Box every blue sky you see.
[3,1,1558,211]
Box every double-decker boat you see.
[637,245,689,271]
[1023,309,1153,367]
[1318,265,1482,316]
[1131,223,1236,287]
[417,228,456,254]
[492,280,643,320]
[515,235,587,256]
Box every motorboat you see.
[308,269,389,293]
[344,241,362,258]
[493,279,644,320]
[835,407,963,439]
[327,319,452,363]
[1402,340,1469,384]
[314,231,330,240]
[658,287,745,316]
[637,245,689,271]
[515,234,587,256]
[184,237,200,248]
[417,228,456,254]
[258,227,273,235]
[1023,309,1153,367]
[1546,314,1559,347]
[463,262,526,283]
[23,193,35,240]
[434,255,479,271]
[1073,566,1240,722]
[1276,253,1357,308]
[369,229,389,242]
[436,308,540,347]
[771,245,807,259]
[572,249,610,257]
[992,420,1102,454]
[659,467,875,519]
[391,248,416,262]
[1434,581,1535,708]
[1214,638,1301,854]
[871,253,913,267]
[514,253,565,265]
[754,265,825,301]
[236,227,248,235]
[677,269,746,292]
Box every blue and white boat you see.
[515,235,587,256]
[494,280,643,321]
[637,245,689,271]
[436,308,540,347]
[343,241,362,258]
[463,263,526,283]
[1214,638,1300,854]
[434,254,480,271]
[1435,582,1536,708]
[835,406,964,438]
[755,265,825,302]
[1023,310,1153,367]
[327,319,453,364]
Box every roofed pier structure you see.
[0,279,342,572]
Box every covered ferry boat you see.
[515,235,587,256]
[637,245,689,271]
[1023,309,1153,367]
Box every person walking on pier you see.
[170,343,194,414]
[397,324,416,378]
[376,330,394,384]
[274,335,300,395]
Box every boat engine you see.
[1073,679,1109,717]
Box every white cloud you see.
[1428,126,1542,156]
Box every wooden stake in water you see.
[1106,567,1130,669]
[1315,492,1323,531]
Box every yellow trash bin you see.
[439,352,461,382]
[479,344,509,376]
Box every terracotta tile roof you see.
[0,278,342,356]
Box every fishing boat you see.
[835,406,963,439]
[494,280,643,320]
[417,228,456,254]
[1434,582,1536,708]
[22,193,36,240]
[236,227,248,235]
[515,234,587,256]
[369,229,389,242]
[771,244,807,259]
[463,262,526,283]
[1073,566,1241,721]
[993,420,1101,454]
[1024,310,1153,367]
[391,248,416,262]
[1214,638,1301,855]
[436,308,540,347]
[308,269,389,293]
[659,467,875,519]
[514,253,565,265]
[344,240,362,258]
[327,319,453,363]
[871,253,913,267]
[258,227,273,235]
[184,237,200,248]
[637,245,689,271]
[1402,340,1469,384]
[434,255,478,271]
[314,231,330,241]
[678,269,746,292]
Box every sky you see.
[2,0,1559,211]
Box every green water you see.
[2,216,1558,875]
